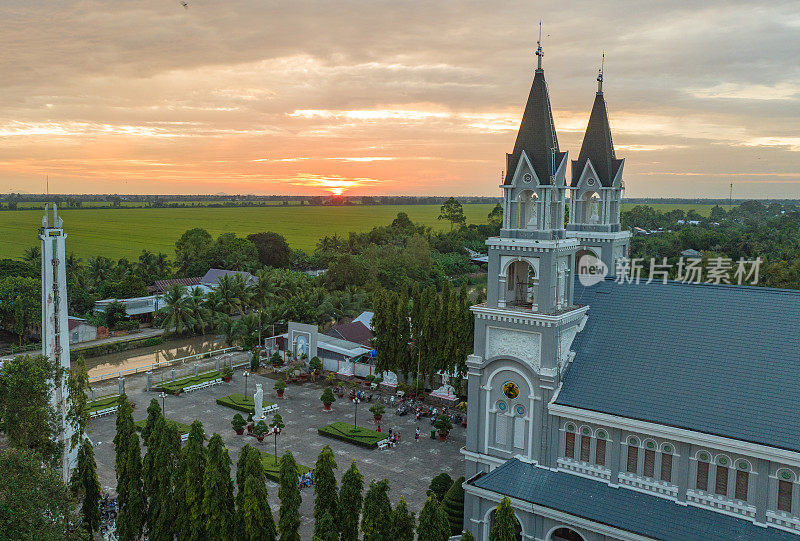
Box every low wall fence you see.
[89,346,242,384]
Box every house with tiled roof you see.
[461,40,800,541]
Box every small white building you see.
[68,317,98,344]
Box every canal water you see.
[86,334,225,380]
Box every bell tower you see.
[567,59,630,276]
[463,34,589,489]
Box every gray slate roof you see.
[200,268,255,286]
[570,91,622,187]
[471,459,798,541]
[504,69,566,186]
[556,278,800,452]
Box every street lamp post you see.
[244,371,250,398]
[353,396,360,428]
[159,391,167,416]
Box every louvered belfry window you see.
[595,438,607,466]
[696,461,710,491]
[660,453,673,482]
[565,432,575,459]
[643,449,656,478]
[580,435,591,462]
[778,480,793,512]
[626,445,638,474]
[735,470,749,501]
[715,465,729,496]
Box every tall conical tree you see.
[313,510,338,541]
[202,433,235,540]
[151,421,181,541]
[441,476,465,535]
[361,478,392,541]
[114,394,135,478]
[427,472,453,502]
[396,290,411,376]
[182,420,207,540]
[313,445,338,539]
[70,437,101,538]
[337,461,364,541]
[278,450,301,541]
[117,430,144,541]
[417,495,449,541]
[240,449,277,541]
[489,498,517,541]
[235,444,256,523]
[141,397,162,446]
[142,413,165,534]
[389,497,415,541]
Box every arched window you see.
[626,437,639,474]
[595,430,608,467]
[643,440,657,478]
[777,469,795,513]
[696,451,711,491]
[551,526,585,541]
[580,427,592,463]
[564,423,576,459]
[660,443,674,483]
[735,460,751,501]
[715,456,731,497]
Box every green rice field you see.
[0,203,720,261]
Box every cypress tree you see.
[151,421,181,541]
[142,414,164,534]
[427,472,453,502]
[417,495,449,541]
[441,476,465,535]
[396,291,411,376]
[313,445,338,539]
[141,398,162,446]
[235,444,256,520]
[337,461,363,541]
[183,420,207,540]
[313,510,338,541]
[202,433,235,540]
[462,530,476,541]
[390,497,415,541]
[113,394,135,478]
[489,498,517,541]
[117,430,144,541]
[240,450,277,541]
[361,478,391,541]
[70,437,101,537]
[278,450,301,541]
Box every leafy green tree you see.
[183,421,208,540]
[270,413,285,462]
[248,232,291,268]
[487,203,503,228]
[0,448,73,541]
[0,354,60,465]
[427,472,453,502]
[313,445,339,538]
[70,437,102,538]
[438,197,466,230]
[489,497,517,541]
[116,430,144,541]
[104,300,128,329]
[203,433,236,540]
[175,228,213,276]
[361,479,392,541]
[236,445,277,541]
[390,497,416,541]
[0,276,40,344]
[416,495,449,541]
[157,284,196,336]
[141,397,162,446]
[314,510,339,541]
[278,450,302,541]
[337,461,364,541]
[150,420,182,541]
[66,355,90,450]
[441,476,465,535]
[461,530,476,541]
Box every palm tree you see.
[23,246,41,269]
[212,274,244,315]
[186,286,211,334]
[88,256,113,284]
[157,285,195,335]
[214,313,241,347]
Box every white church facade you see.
[461,42,800,541]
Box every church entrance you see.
[550,526,585,541]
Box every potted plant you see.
[325,372,336,386]
[335,381,345,399]
[434,414,453,441]
[369,403,385,423]
[320,387,336,411]
[373,377,383,388]
[274,378,287,398]
[222,367,233,383]
[270,351,283,367]
[232,413,246,435]
[246,413,254,433]
[457,401,468,428]
[254,420,268,442]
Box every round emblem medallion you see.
[523,173,532,183]
[503,381,520,399]
[587,178,595,186]
[497,401,507,412]
[515,405,525,416]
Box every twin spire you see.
[505,29,618,188]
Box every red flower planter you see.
[223,376,231,383]
[256,435,265,442]
[323,403,332,411]
[235,429,244,435]
[373,415,382,423]
[438,432,449,441]
[276,390,285,398]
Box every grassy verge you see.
[75,336,163,358]
[216,393,275,413]
[134,418,192,436]
[318,422,386,449]
[259,451,312,482]
[158,370,222,394]
[87,394,120,413]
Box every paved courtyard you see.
[89,368,466,538]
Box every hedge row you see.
[74,335,163,358]
[158,370,222,394]
[317,422,386,449]
[216,393,275,413]
[259,451,312,482]
[87,394,120,413]
[134,418,192,436]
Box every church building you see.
[461,40,800,541]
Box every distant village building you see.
[460,41,799,541]
[67,317,97,344]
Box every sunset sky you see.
[1,1,798,198]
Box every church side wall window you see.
[643,448,656,478]
[696,451,711,491]
[660,445,673,483]
[595,430,607,466]
[580,432,591,463]
[626,437,639,474]
[715,461,730,497]
[777,469,796,514]
[564,424,576,459]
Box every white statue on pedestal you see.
[432,371,456,398]
[253,383,264,421]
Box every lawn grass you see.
[87,394,120,413]
[216,393,275,413]
[134,417,192,436]
[259,451,312,482]
[318,422,387,449]
[158,370,222,394]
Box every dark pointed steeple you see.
[571,62,622,187]
[504,30,565,186]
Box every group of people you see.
[298,470,314,489]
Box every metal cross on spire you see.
[597,52,605,93]
[536,21,544,70]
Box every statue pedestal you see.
[430,384,458,404]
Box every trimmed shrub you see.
[259,452,311,482]
[318,422,386,449]
[158,370,221,394]
[87,394,120,414]
[216,393,275,413]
